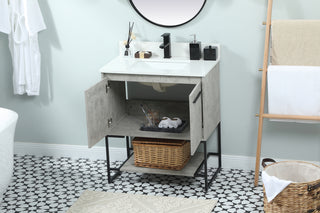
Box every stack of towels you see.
[158,117,182,128]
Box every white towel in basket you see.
[262,171,292,202]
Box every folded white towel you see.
[268,65,320,123]
[262,171,292,202]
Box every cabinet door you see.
[85,79,126,148]
[189,82,202,155]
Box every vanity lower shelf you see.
[120,152,204,177]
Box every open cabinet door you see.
[189,82,203,155]
[85,79,126,148]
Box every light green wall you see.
[0,0,319,161]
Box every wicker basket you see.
[262,158,320,213]
[132,137,190,170]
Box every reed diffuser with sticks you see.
[124,22,135,57]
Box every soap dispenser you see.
[189,34,201,60]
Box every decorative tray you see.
[139,121,188,133]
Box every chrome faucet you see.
[159,33,171,58]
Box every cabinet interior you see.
[107,81,200,142]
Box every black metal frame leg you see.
[105,135,133,184]
[195,122,222,192]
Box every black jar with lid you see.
[203,46,217,60]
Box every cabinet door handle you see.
[193,91,202,103]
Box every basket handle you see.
[261,158,276,168]
[308,182,320,192]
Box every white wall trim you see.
[14,141,126,163]
[14,142,320,171]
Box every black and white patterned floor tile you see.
[0,155,264,213]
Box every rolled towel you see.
[168,117,182,128]
[158,117,183,128]
[158,117,171,128]
[168,120,178,128]
[172,118,182,126]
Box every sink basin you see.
[132,60,189,71]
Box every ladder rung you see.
[262,21,272,26]
[256,113,320,121]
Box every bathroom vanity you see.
[85,42,221,191]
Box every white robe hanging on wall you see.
[0,0,10,34]
[0,0,46,96]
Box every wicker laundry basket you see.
[262,158,320,213]
[132,137,190,170]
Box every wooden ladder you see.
[254,0,320,186]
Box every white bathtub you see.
[0,108,18,203]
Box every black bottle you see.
[189,34,201,60]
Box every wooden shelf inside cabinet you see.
[120,152,204,177]
[108,114,190,140]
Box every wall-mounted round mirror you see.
[129,0,206,27]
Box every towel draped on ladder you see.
[267,65,320,123]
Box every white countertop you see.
[100,56,219,78]
[100,42,220,78]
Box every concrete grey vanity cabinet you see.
[84,50,221,190]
